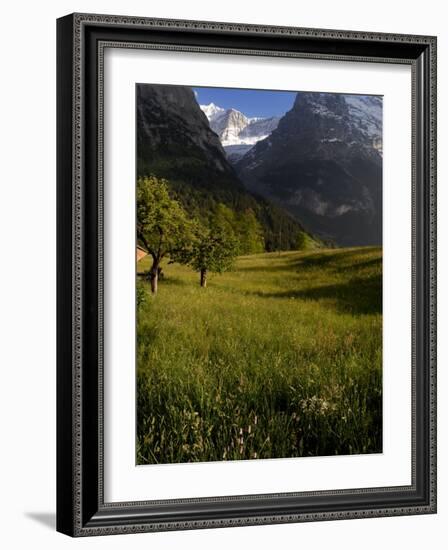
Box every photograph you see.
[135,83,383,465]
[54,9,437,537]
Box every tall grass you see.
[137,247,382,464]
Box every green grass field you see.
[136,246,382,464]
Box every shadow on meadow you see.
[241,248,382,315]
[295,249,380,269]
[238,247,381,274]
[292,248,374,268]
[250,274,382,315]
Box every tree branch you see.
[137,231,157,262]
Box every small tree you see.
[197,229,238,287]
[137,176,193,294]
[174,223,238,287]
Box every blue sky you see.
[192,87,297,118]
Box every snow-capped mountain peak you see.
[199,103,280,161]
[200,102,225,121]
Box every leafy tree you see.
[173,222,239,287]
[195,229,238,287]
[213,203,238,238]
[211,203,264,255]
[296,230,320,251]
[237,209,265,254]
[137,176,193,293]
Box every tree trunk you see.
[149,264,159,294]
[200,268,207,288]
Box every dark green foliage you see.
[212,203,264,255]
[233,208,265,254]
[137,142,318,254]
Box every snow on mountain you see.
[200,103,280,161]
[345,95,383,153]
[200,94,382,165]
[213,109,250,145]
[239,117,279,143]
[200,102,225,121]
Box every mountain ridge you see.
[235,92,383,246]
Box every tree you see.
[136,176,193,294]
[236,209,265,254]
[212,203,264,255]
[174,223,238,287]
[195,228,238,287]
[296,230,319,251]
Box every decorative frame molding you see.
[57,13,437,537]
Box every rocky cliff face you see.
[137,85,240,189]
[236,92,383,246]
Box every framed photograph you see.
[56,13,437,536]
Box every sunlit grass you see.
[137,246,382,464]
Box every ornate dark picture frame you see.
[56,13,437,537]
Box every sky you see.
[192,86,297,118]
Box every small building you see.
[137,246,147,262]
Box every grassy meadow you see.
[136,246,382,464]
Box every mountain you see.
[209,108,251,145]
[137,85,242,200]
[200,103,280,162]
[137,84,317,251]
[199,102,225,120]
[236,92,383,246]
